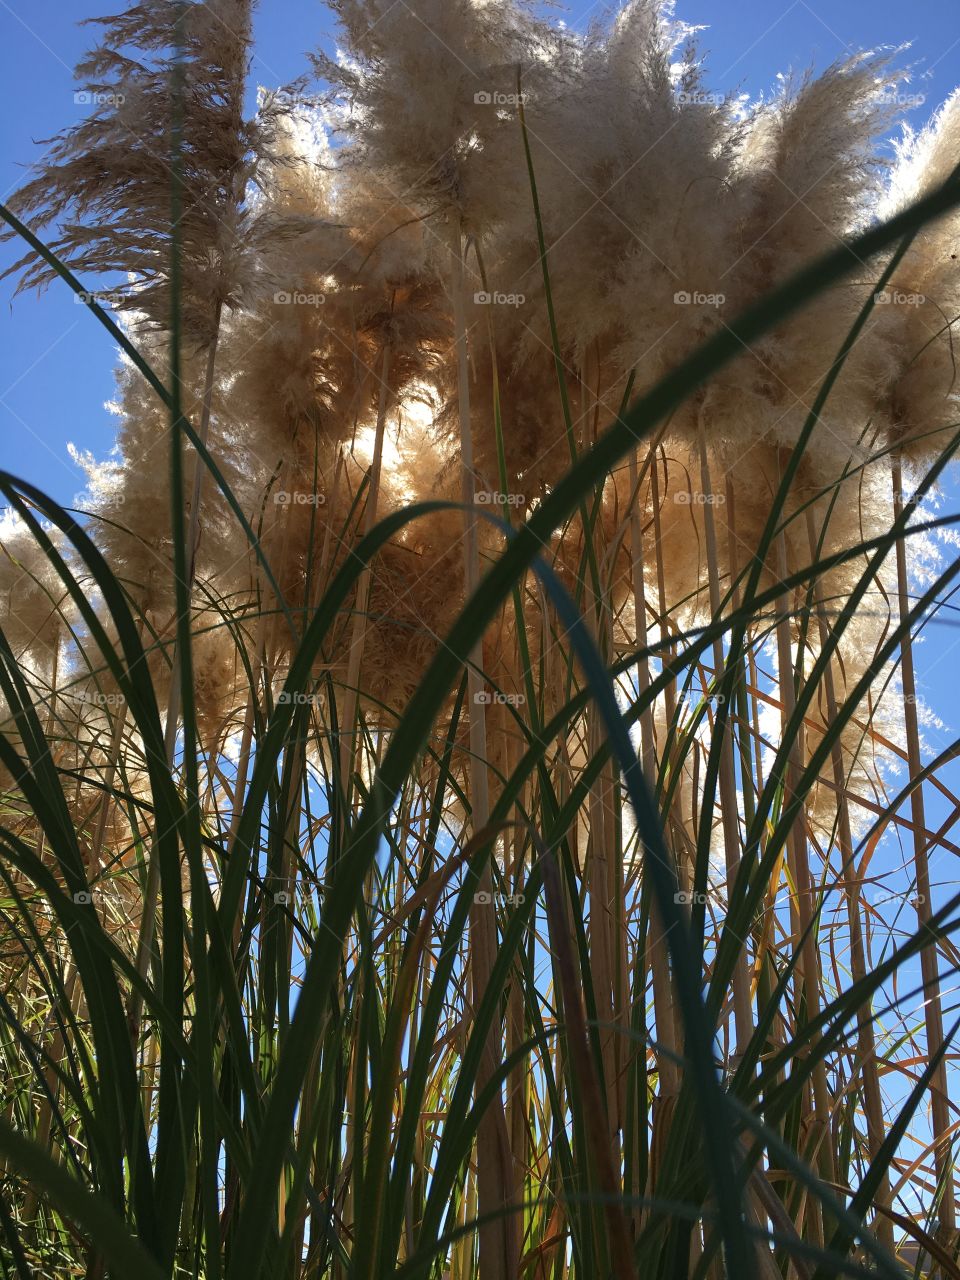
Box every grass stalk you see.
[891,450,956,1241]
[448,212,516,1280]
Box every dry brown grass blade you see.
[803,505,893,1249]
[696,420,754,1057]
[892,452,956,1241]
[541,847,636,1280]
[448,212,516,1280]
[774,529,835,1243]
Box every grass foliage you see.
[2,3,960,1277]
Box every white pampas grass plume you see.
[2,0,262,347]
[0,517,69,684]
[876,90,960,464]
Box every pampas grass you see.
[3,2,960,1277]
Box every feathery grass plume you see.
[877,90,960,465]
[871,93,960,1246]
[0,519,67,690]
[466,0,744,1153]
[319,188,451,794]
[1,0,270,348]
[7,2,960,1274]
[485,3,716,1151]
[503,4,755,1113]
[0,517,72,802]
[0,12,300,971]
[790,462,899,831]
[316,0,563,235]
[359,424,462,708]
[333,183,451,401]
[539,3,737,397]
[317,7,575,1271]
[81,345,245,632]
[592,42,921,1243]
[697,56,902,475]
[217,106,353,457]
[655,62,907,1189]
[210,118,457,692]
[214,183,351,667]
[318,0,579,487]
[188,613,247,751]
[454,5,722,492]
[3,0,272,795]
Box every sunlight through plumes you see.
[1,1,960,1274]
